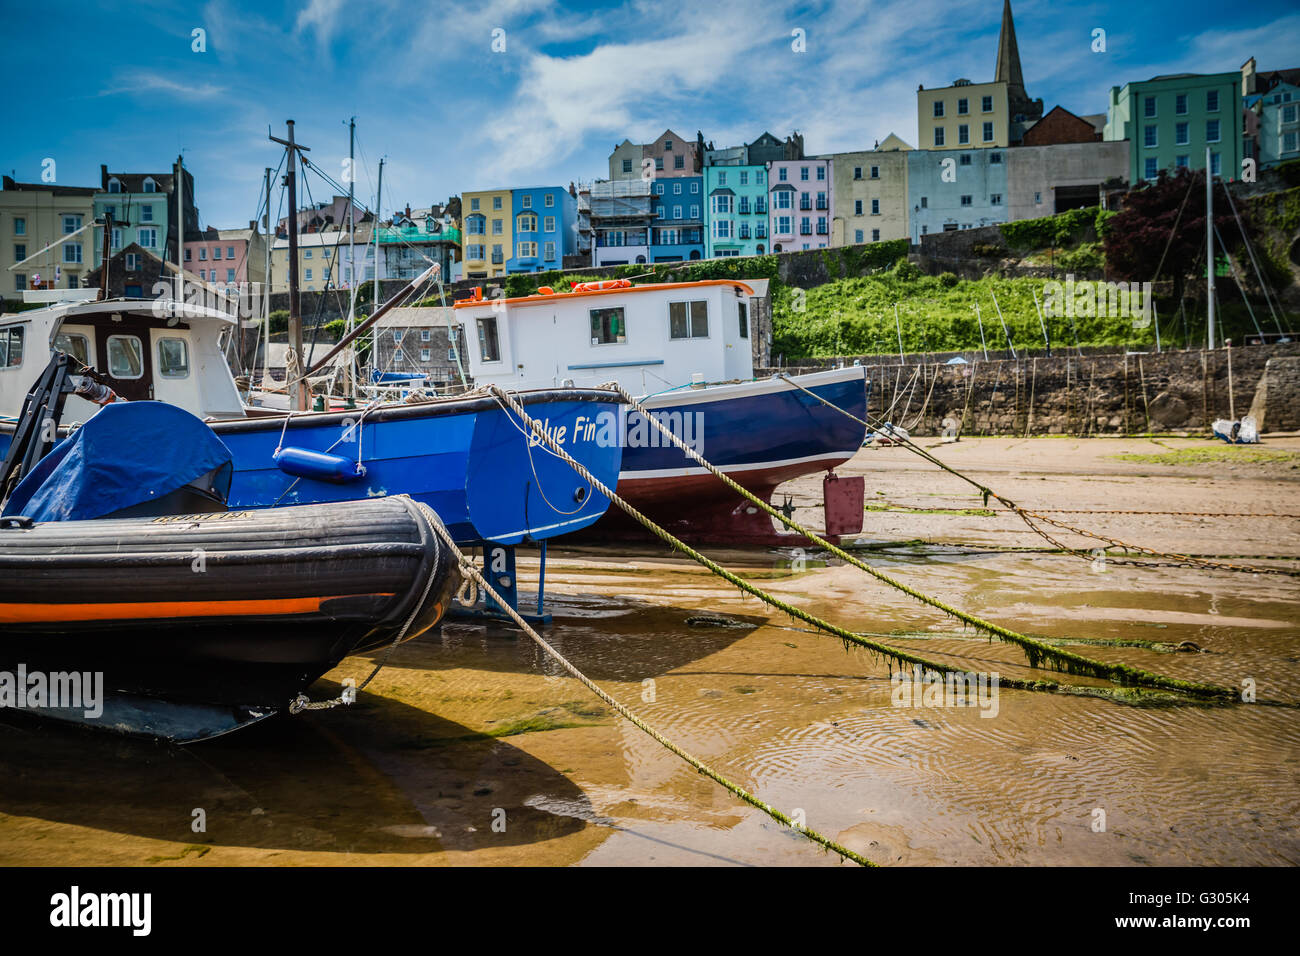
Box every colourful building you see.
[506,186,576,273]
[1242,58,1300,170]
[184,225,267,292]
[830,136,912,246]
[907,147,1009,242]
[704,164,768,257]
[461,189,512,279]
[768,158,832,252]
[648,175,704,261]
[92,163,199,276]
[0,175,97,294]
[1104,72,1244,183]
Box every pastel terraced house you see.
[461,189,512,279]
[830,135,912,246]
[767,157,832,252]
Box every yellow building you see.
[918,80,1011,150]
[831,134,913,246]
[460,189,512,279]
[1,176,98,297]
[268,227,365,293]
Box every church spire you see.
[994,0,1025,94]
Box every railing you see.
[816,224,829,235]
[799,199,812,211]
[816,198,828,210]
[755,227,767,239]
[799,225,812,236]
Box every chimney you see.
[1242,56,1257,96]
[405,203,411,218]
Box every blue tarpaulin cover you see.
[2,401,233,522]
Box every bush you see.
[893,260,922,280]
[999,206,1099,250]
[267,309,289,334]
[938,272,959,287]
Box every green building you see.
[1105,72,1243,184]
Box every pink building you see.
[767,158,832,252]
[184,224,267,290]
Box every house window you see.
[1144,157,1158,179]
[654,182,665,195]
[871,199,880,215]
[800,167,809,180]
[957,97,969,115]
[1034,192,1042,204]
[492,219,503,234]
[712,195,732,214]
[543,216,555,232]
[63,215,81,234]
[420,329,432,342]
[738,301,748,338]
[321,249,329,259]
[13,217,25,236]
[934,128,945,147]
[960,153,972,166]
[448,347,458,361]
[622,159,633,173]
[871,165,879,178]
[125,253,139,270]
[226,268,234,282]
[982,122,994,142]
[199,269,206,280]
[517,241,537,258]
[467,244,485,259]
[0,326,25,367]
[544,241,555,260]
[106,334,144,378]
[1144,96,1157,118]
[138,228,158,248]
[655,158,664,170]
[199,247,207,260]
[1285,131,1300,153]
[778,167,787,181]
[960,195,972,206]
[158,337,190,378]
[1283,105,1298,124]
[739,171,748,185]
[1175,93,1188,115]
[672,182,682,194]
[1207,89,1219,111]
[1210,152,1221,176]
[477,316,501,361]
[854,200,863,215]
[521,194,532,208]
[1176,155,1189,168]
[62,243,82,264]
[674,155,684,169]
[213,246,222,259]
[517,213,537,231]
[920,197,928,208]
[420,348,431,361]
[775,192,791,209]
[689,204,700,218]
[991,193,1003,205]
[958,124,970,144]
[227,246,235,258]
[470,198,480,211]
[107,178,121,193]
[12,275,24,293]
[544,193,555,207]
[1144,125,1158,147]
[1206,119,1220,143]
[590,307,626,345]
[13,244,24,262]
[1175,122,1189,146]
[855,229,864,243]
[142,178,156,193]
[990,151,1002,164]
[854,166,863,179]
[672,205,682,219]
[141,205,154,223]
[982,95,993,112]
[304,268,312,280]
[492,196,502,209]
[933,100,945,117]
[690,182,699,193]
[872,228,880,241]
[668,300,708,339]
[394,349,404,362]
[718,172,727,185]
[777,216,792,233]
[712,220,731,239]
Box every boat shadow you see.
[0,682,593,859]
[403,596,767,683]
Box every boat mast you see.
[175,154,185,317]
[270,120,311,410]
[1206,146,1216,350]
[372,157,384,374]
[346,117,357,403]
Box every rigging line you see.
[1213,220,1265,340]
[1218,176,1287,333]
[1150,173,1197,284]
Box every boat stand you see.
[447,540,553,626]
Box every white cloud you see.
[101,72,226,100]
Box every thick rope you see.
[486,385,1236,703]
[782,374,1300,578]
[415,500,873,867]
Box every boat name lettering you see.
[151,512,254,524]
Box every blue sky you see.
[3,0,1297,228]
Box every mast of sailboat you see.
[270,120,310,410]
[175,154,185,318]
[1206,146,1215,350]
[372,157,384,376]
[346,116,357,404]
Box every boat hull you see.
[0,497,459,739]
[592,367,869,544]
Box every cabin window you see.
[0,326,24,368]
[158,337,190,378]
[668,300,708,339]
[477,316,501,362]
[738,301,749,339]
[54,331,89,364]
[589,307,626,345]
[107,334,144,379]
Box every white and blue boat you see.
[0,293,622,548]
[451,278,868,544]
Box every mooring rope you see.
[486,385,1236,703]
[413,499,873,867]
[779,375,1300,579]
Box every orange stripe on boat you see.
[0,593,396,624]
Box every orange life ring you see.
[536,286,556,295]
[570,279,633,293]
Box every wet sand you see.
[2,436,1298,866]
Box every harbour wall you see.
[760,342,1300,436]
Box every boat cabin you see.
[452,279,756,396]
[0,294,246,423]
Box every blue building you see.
[506,185,576,273]
[648,175,705,261]
[906,148,1009,242]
